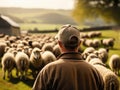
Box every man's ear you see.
[58,41,63,48]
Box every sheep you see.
[28,40,41,49]
[82,47,95,60]
[94,31,102,37]
[8,36,17,43]
[53,44,61,58]
[15,52,30,80]
[42,51,57,66]
[23,46,31,58]
[85,53,99,62]
[101,38,115,48]
[92,39,101,48]
[30,47,43,78]
[88,58,106,66]
[98,48,109,63]
[82,39,94,47]
[17,43,24,49]
[1,52,16,79]
[87,31,95,38]
[80,32,88,38]
[0,42,7,58]
[89,58,120,90]
[41,43,54,53]
[109,54,120,75]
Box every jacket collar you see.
[57,52,83,60]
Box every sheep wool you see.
[89,58,120,90]
[109,54,120,75]
[1,52,16,79]
[15,52,30,80]
[42,51,57,66]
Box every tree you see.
[72,0,120,24]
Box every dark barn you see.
[0,15,21,36]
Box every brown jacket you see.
[32,52,104,90]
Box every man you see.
[32,24,104,90]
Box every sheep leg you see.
[32,70,37,78]
[8,67,13,79]
[8,69,11,78]
[20,70,24,80]
[24,69,28,80]
[3,68,6,79]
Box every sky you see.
[0,0,74,10]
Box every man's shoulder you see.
[43,59,64,68]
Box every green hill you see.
[0,7,76,24]
[35,12,77,24]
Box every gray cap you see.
[55,24,80,48]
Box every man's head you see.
[55,24,80,51]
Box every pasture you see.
[20,23,62,30]
[0,7,119,90]
[0,28,120,90]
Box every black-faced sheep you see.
[23,46,31,58]
[15,52,30,80]
[1,52,16,79]
[109,54,120,75]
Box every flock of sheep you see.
[0,31,120,90]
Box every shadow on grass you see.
[8,76,35,88]
[8,77,20,84]
[22,77,35,87]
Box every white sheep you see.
[98,48,109,63]
[1,52,16,79]
[53,44,61,58]
[28,41,41,49]
[101,38,115,48]
[42,43,54,53]
[42,51,56,66]
[82,39,94,47]
[88,31,95,38]
[89,58,120,90]
[109,54,120,75]
[15,52,30,80]
[82,47,95,60]
[92,39,101,48]
[30,47,43,78]
[85,53,99,62]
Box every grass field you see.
[20,23,62,30]
[0,28,120,90]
